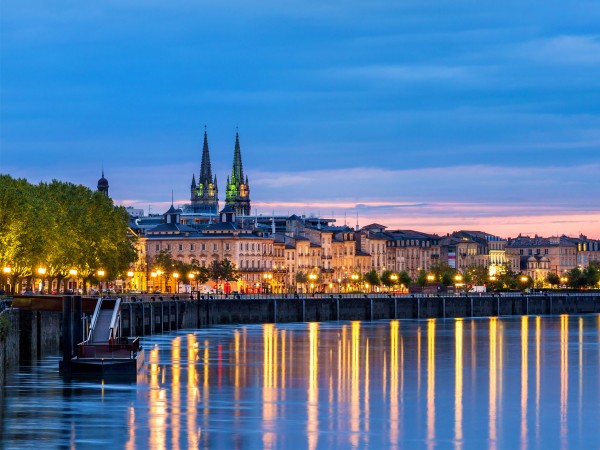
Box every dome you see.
[97,176,109,187]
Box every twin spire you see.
[190,128,251,216]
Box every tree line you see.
[0,175,137,294]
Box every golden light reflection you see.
[365,338,370,437]
[427,319,436,450]
[171,337,181,450]
[350,321,361,448]
[489,318,497,450]
[125,406,136,450]
[187,334,199,450]
[390,320,400,447]
[308,322,319,450]
[263,324,278,449]
[149,345,167,450]
[520,317,528,450]
[535,316,541,443]
[454,319,463,450]
[560,315,569,448]
[417,325,422,396]
[578,317,583,423]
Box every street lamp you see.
[390,273,398,291]
[37,267,47,293]
[173,272,180,293]
[127,271,134,291]
[426,274,435,283]
[150,272,158,292]
[2,267,11,294]
[351,273,359,292]
[560,276,568,287]
[188,273,195,293]
[156,269,163,292]
[309,273,317,293]
[264,273,273,294]
[97,269,105,297]
[69,269,78,294]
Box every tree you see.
[380,270,395,288]
[398,271,412,288]
[416,270,428,288]
[463,265,489,286]
[364,269,381,291]
[582,262,600,288]
[545,272,560,287]
[209,258,239,287]
[0,176,137,294]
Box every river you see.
[1,315,599,449]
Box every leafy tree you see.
[545,272,560,287]
[583,262,600,288]
[398,271,412,288]
[364,269,381,290]
[567,267,585,289]
[462,265,489,286]
[209,258,240,286]
[380,270,395,288]
[416,270,428,288]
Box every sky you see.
[1,1,599,238]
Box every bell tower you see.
[190,127,219,214]
[225,131,251,216]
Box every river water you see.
[1,315,599,449]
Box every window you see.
[213,243,218,251]
[190,244,195,251]
[178,244,183,251]
[225,243,230,251]
[166,244,171,251]
[156,244,160,251]
[201,243,206,251]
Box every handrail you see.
[85,298,103,343]
[108,298,121,341]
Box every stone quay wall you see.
[117,293,600,338]
[4,293,600,385]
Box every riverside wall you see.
[117,293,600,338]
[4,293,600,384]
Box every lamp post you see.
[97,269,105,297]
[560,276,568,288]
[263,273,273,294]
[2,267,10,294]
[390,273,398,292]
[188,273,195,293]
[309,273,318,294]
[69,269,78,294]
[337,278,342,293]
[156,270,163,292]
[351,273,359,292]
[150,272,158,292]
[37,267,47,294]
[127,271,134,291]
[173,272,180,293]
[427,274,435,283]
[455,274,463,292]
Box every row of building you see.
[127,205,599,293]
[97,129,599,293]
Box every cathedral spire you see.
[231,132,244,185]
[200,129,213,185]
[190,126,219,214]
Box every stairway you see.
[91,309,113,343]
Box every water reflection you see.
[2,315,600,449]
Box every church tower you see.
[190,128,219,214]
[225,131,251,216]
[97,169,109,197]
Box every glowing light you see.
[37,267,47,276]
[69,269,77,276]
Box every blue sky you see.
[1,1,599,237]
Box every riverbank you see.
[2,293,600,384]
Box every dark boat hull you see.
[60,348,145,382]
